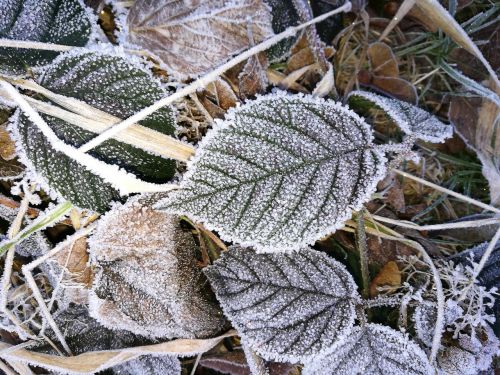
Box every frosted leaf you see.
[11,50,177,212]
[112,355,181,375]
[156,91,387,252]
[38,304,148,355]
[302,323,433,375]
[204,246,359,362]
[437,347,477,375]
[348,90,453,143]
[0,0,95,75]
[264,0,300,62]
[126,0,274,79]
[88,195,226,339]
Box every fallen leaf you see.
[127,0,274,79]
[368,42,398,77]
[198,79,239,119]
[238,52,269,98]
[369,261,401,297]
[449,84,500,206]
[0,124,16,160]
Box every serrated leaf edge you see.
[156,90,388,252]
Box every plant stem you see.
[356,210,370,300]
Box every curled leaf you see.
[204,247,359,362]
[348,90,453,143]
[157,91,387,251]
[89,196,226,339]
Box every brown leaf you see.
[127,0,274,79]
[285,33,335,74]
[449,87,500,205]
[88,196,227,339]
[238,52,269,99]
[54,238,92,287]
[0,124,16,160]
[368,42,399,78]
[200,351,250,375]
[369,261,401,297]
[198,79,239,119]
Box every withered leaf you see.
[238,52,269,99]
[368,42,398,78]
[88,196,226,339]
[198,78,239,119]
[127,0,274,79]
[369,261,401,297]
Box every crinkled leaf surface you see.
[12,50,177,212]
[157,92,387,251]
[348,90,453,143]
[264,0,300,62]
[204,246,359,362]
[112,355,181,375]
[126,0,274,79]
[302,323,433,375]
[89,195,226,339]
[0,0,94,75]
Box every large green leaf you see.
[156,91,387,251]
[0,0,95,75]
[12,50,177,212]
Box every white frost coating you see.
[2,81,178,198]
[348,90,453,143]
[156,91,387,252]
[204,246,360,363]
[302,323,433,375]
[112,355,181,375]
[88,195,226,339]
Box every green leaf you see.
[156,91,387,251]
[302,323,433,375]
[12,50,177,212]
[204,246,359,362]
[264,0,300,62]
[0,0,95,75]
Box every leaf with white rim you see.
[302,323,433,375]
[0,0,96,75]
[126,0,274,79]
[9,50,178,212]
[348,90,453,143]
[156,91,387,251]
[204,246,359,362]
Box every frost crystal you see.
[11,50,177,212]
[112,355,181,375]
[204,246,359,362]
[88,195,226,339]
[348,90,453,143]
[156,91,387,252]
[126,0,274,79]
[302,323,433,375]
[0,0,95,74]
[437,347,477,375]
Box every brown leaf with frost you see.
[238,52,269,98]
[88,196,227,339]
[369,261,401,297]
[198,78,238,118]
[449,86,500,206]
[0,124,16,160]
[126,0,274,79]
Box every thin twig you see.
[371,215,500,231]
[356,211,370,299]
[78,1,353,153]
[394,169,500,214]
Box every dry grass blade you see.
[0,331,236,374]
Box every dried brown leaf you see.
[449,87,500,206]
[368,42,398,78]
[369,261,401,297]
[127,0,274,79]
[0,124,16,160]
[238,52,269,98]
[198,79,239,119]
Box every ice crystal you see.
[204,246,359,362]
[156,91,387,252]
[348,90,453,143]
[11,49,177,212]
[112,355,181,375]
[437,347,477,375]
[302,324,433,375]
[264,0,300,61]
[88,195,226,339]
[126,0,274,79]
[0,0,95,75]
